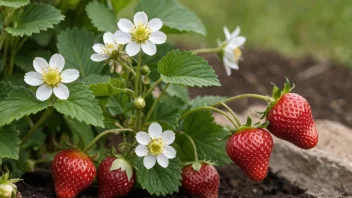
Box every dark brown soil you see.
[190,48,352,128]
[17,49,351,197]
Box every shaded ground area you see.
[190,49,352,127]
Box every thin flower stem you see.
[125,143,137,158]
[212,94,274,107]
[180,132,198,161]
[15,37,28,54]
[142,78,162,98]
[145,84,170,122]
[134,52,142,96]
[122,88,135,98]
[117,60,136,76]
[21,107,54,144]
[179,106,238,127]
[191,47,222,54]
[84,128,133,152]
[220,102,241,127]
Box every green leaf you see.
[107,93,132,117]
[166,84,189,102]
[5,3,65,36]
[0,81,15,102]
[64,116,94,146]
[0,14,4,31]
[0,87,50,127]
[0,125,20,160]
[136,0,206,36]
[110,0,133,14]
[57,28,103,77]
[90,78,126,97]
[175,111,231,165]
[86,0,116,32]
[15,50,51,72]
[189,95,227,109]
[81,74,110,85]
[53,83,104,128]
[158,50,220,87]
[0,0,29,8]
[148,96,182,130]
[134,157,182,196]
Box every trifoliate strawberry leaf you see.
[136,0,206,36]
[0,125,20,160]
[5,3,64,37]
[134,157,182,196]
[53,83,104,128]
[158,50,220,87]
[0,0,29,8]
[175,110,231,165]
[0,81,15,102]
[57,28,103,77]
[86,0,116,32]
[0,87,50,127]
[189,95,227,109]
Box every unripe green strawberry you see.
[52,149,96,198]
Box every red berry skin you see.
[52,149,96,198]
[182,163,220,198]
[98,157,135,198]
[267,93,318,149]
[226,128,273,182]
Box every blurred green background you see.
[175,0,352,66]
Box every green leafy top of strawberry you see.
[184,160,216,172]
[0,170,21,198]
[110,148,134,182]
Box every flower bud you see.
[134,97,146,110]
[140,65,150,76]
[0,184,13,198]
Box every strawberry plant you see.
[0,0,318,197]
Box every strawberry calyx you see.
[260,77,295,119]
[110,148,134,182]
[0,170,21,198]
[53,138,99,161]
[184,160,216,172]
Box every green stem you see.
[122,88,135,98]
[220,102,241,127]
[84,128,133,152]
[15,37,28,54]
[142,78,162,98]
[117,60,136,76]
[21,107,54,144]
[180,106,238,127]
[145,84,170,122]
[180,132,198,161]
[213,94,274,106]
[7,44,16,75]
[134,52,142,96]
[191,47,222,54]
[125,143,137,158]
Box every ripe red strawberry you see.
[267,93,318,149]
[226,128,273,181]
[52,149,96,198]
[182,162,220,198]
[98,157,135,198]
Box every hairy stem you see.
[213,94,274,106]
[220,102,241,127]
[84,128,133,151]
[180,132,198,161]
[142,78,162,98]
[117,60,136,76]
[191,47,222,54]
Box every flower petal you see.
[161,130,175,145]
[223,26,231,40]
[157,154,169,168]
[134,11,148,25]
[92,43,104,54]
[143,155,156,169]
[141,40,156,56]
[118,19,134,32]
[224,57,239,70]
[135,145,148,157]
[148,123,162,139]
[24,72,43,86]
[61,69,79,83]
[33,57,49,74]
[228,36,246,47]
[103,32,115,44]
[147,18,162,32]
[223,57,232,76]
[163,146,176,159]
[53,83,69,100]
[136,132,151,145]
[126,41,141,56]
[36,84,52,101]
[230,26,241,39]
[149,31,166,44]
[90,54,109,62]
[114,30,132,44]
[49,54,65,72]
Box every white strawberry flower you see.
[116,11,167,56]
[135,123,176,169]
[221,26,246,76]
[91,32,120,62]
[24,54,79,101]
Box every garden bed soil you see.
[17,49,352,197]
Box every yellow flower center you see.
[233,47,242,63]
[147,138,165,156]
[131,24,151,43]
[42,68,61,86]
[103,43,117,55]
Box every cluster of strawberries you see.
[51,82,318,198]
